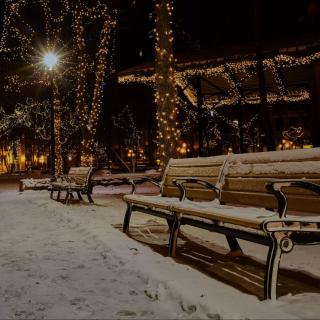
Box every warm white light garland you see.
[118,50,317,107]
[1,0,116,168]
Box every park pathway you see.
[0,190,207,319]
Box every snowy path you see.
[0,189,319,319]
[0,191,208,319]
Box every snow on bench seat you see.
[122,147,320,300]
[19,178,52,191]
[124,194,182,211]
[171,200,277,230]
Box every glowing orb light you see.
[42,52,58,70]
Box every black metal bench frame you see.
[49,169,94,204]
[123,178,320,300]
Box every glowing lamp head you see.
[43,52,58,70]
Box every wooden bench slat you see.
[169,155,226,166]
[223,178,320,194]
[122,147,320,300]
[221,190,320,213]
[166,166,222,177]
[227,148,320,164]
[162,186,217,200]
[226,161,320,178]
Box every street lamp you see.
[42,51,59,174]
[43,52,58,71]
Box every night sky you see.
[116,0,320,69]
[1,0,320,69]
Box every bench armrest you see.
[53,174,75,183]
[173,178,220,201]
[127,177,161,194]
[265,180,320,218]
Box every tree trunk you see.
[155,0,179,168]
[74,7,113,166]
[52,77,63,175]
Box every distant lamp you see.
[42,52,59,70]
[178,142,187,156]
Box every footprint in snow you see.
[59,274,70,280]
[70,297,86,306]
[180,301,197,314]
[116,310,137,317]
[144,289,158,301]
[140,310,154,317]
[129,290,138,296]
[36,304,46,312]
[14,310,35,319]
[206,313,222,320]
[100,251,108,260]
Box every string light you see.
[72,3,115,166]
[118,49,318,107]
[0,98,78,152]
[1,0,116,168]
[154,0,179,167]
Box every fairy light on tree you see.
[72,4,115,166]
[0,0,116,168]
[154,0,179,168]
[0,98,78,155]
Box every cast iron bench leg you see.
[226,234,243,256]
[77,191,83,201]
[169,214,181,257]
[264,232,285,300]
[57,189,61,201]
[166,218,174,231]
[123,203,132,233]
[87,193,94,204]
[65,191,70,204]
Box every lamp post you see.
[42,51,61,174]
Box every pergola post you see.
[238,104,245,153]
[194,76,204,157]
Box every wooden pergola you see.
[117,41,320,154]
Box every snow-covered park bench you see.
[92,171,161,191]
[49,167,94,204]
[122,148,320,300]
[19,177,52,192]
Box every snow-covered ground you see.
[0,184,319,319]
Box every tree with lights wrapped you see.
[72,3,114,166]
[154,0,179,168]
[0,0,115,169]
